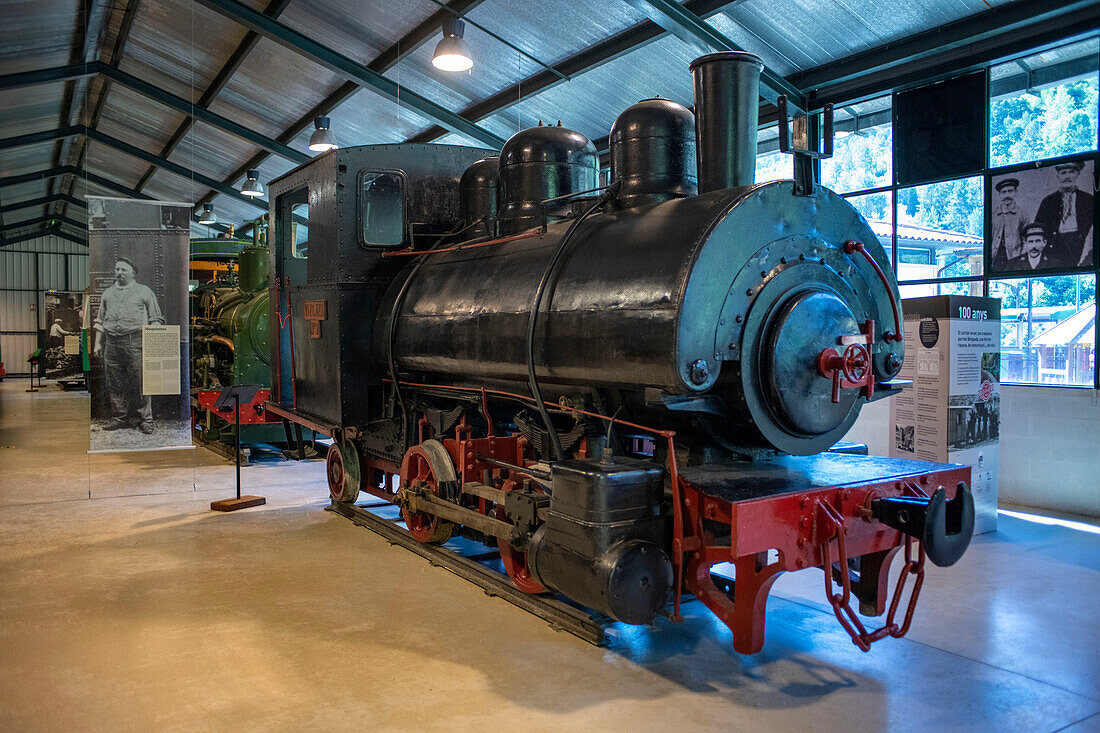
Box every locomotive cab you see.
[266,144,494,429]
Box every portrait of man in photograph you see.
[1034,160,1094,267]
[991,177,1026,271]
[92,256,165,434]
[1006,223,1058,272]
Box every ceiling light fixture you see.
[432,16,473,72]
[309,116,337,152]
[240,169,264,197]
[198,204,217,225]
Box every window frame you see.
[356,168,408,250]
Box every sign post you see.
[210,384,267,512]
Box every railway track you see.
[325,500,608,646]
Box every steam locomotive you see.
[265,52,975,654]
[190,235,316,458]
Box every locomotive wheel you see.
[496,478,546,594]
[327,438,361,503]
[400,440,456,544]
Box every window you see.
[845,191,893,261]
[821,97,892,194]
[900,281,983,298]
[896,177,984,282]
[751,37,1099,388]
[290,203,309,259]
[360,170,405,247]
[989,274,1096,386]
[989,39,1099,167]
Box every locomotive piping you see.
[386,217,489,427]
[525,181,621,461]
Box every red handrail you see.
[381,231,542,258]
[844,240,903,343]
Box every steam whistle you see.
[871,483,976,567]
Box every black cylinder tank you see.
[459,156,499,236]
[609,98,697,208]
[498,123,599,234]
[690,51,763,193]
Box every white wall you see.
[843,386,1100,518]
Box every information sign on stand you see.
[890,295,1001,534]
[210,384,267,512]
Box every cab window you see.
[359,170,405,247]
[291,202,309,259]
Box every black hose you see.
[525,182,621,461]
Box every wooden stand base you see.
[210,495,266,512]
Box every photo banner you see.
[44,291,85,383]
[87,197,192,452]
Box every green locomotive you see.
[190,230,316,459]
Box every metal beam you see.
[0,126,83,151]
[99,64,312,165]
[59,0,144,221]
[407,0,741,143]
[0,214,86,233]
[806,3,1100,109]
[0,194,87,215]
[0,167,79,188]
[0,64,96,90]
[0,228,54,248]
[51,227,89,248]
[990,55,1098,97]
[195,0,487,216]
[0,165,154,200]
[0,127,262,209]
[191,0,507,148]
[791,0,1098,93]
[85,130,267,210]
[620,0,804,109]
[134,0,296,193]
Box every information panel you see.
[890,295,1001,534]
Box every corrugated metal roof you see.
[280,0,440,67]
[470,33,699,147]
[284,87,437,152]
[96,85,188,154]
[168,121,263,182]
[378,0,647,118]
[207,36,347,141]
[0,0,78,75]
[119,0,252,102]
[0,0,1091,236]
[0,82,67,140]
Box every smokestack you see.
[689,51,764,193]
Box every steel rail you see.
[325,500,607,645]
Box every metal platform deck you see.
[325,500,608,646]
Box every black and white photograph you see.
[989,157,1096,274]
[87,197,191,452]
[895,423,915,453]
[43,291,84,382]
[947,354,1001,451]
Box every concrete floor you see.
[1,381,1098,732]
